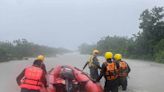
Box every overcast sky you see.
[0,0,163,50]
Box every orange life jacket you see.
[119,61,128,77]
[20,66,43,90]
[105,62,118,80]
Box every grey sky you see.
[0,0,163,50]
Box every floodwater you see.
[0,53,164,92]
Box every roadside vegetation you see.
[0,39,70,62]
[79,6,164,63]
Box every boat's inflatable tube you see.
[47,65,103,92]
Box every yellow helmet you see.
[114,54,122,61]
[92,49,99,54]
[104,52,113,59]
[36,55,45,61]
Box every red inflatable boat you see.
[47,65,103,92]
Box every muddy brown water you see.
[0,53,164,92]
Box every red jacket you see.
[16,65,47,90]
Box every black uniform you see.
[97,59,119,92]
[41,62,47,74]
[117,61,131,91]
[20,88,40,92]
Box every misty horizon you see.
[0,0,163,50]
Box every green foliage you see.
[155,51,164,63]
[78,6,164,63]
[138,6,164,57]
[97,36,130,56]
[0,39,70,62]
[154,39,164,63]
[154,39,164,53]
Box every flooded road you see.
[0,53,164,92]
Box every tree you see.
[0,39,70,62]
[78,6,164,62]
[97,36,130,56]
[135,6,164,59]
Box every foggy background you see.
[0,1,164,92]
[0,0,163,50]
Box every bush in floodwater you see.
[155,51,164,63]
[154,39,164,63]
